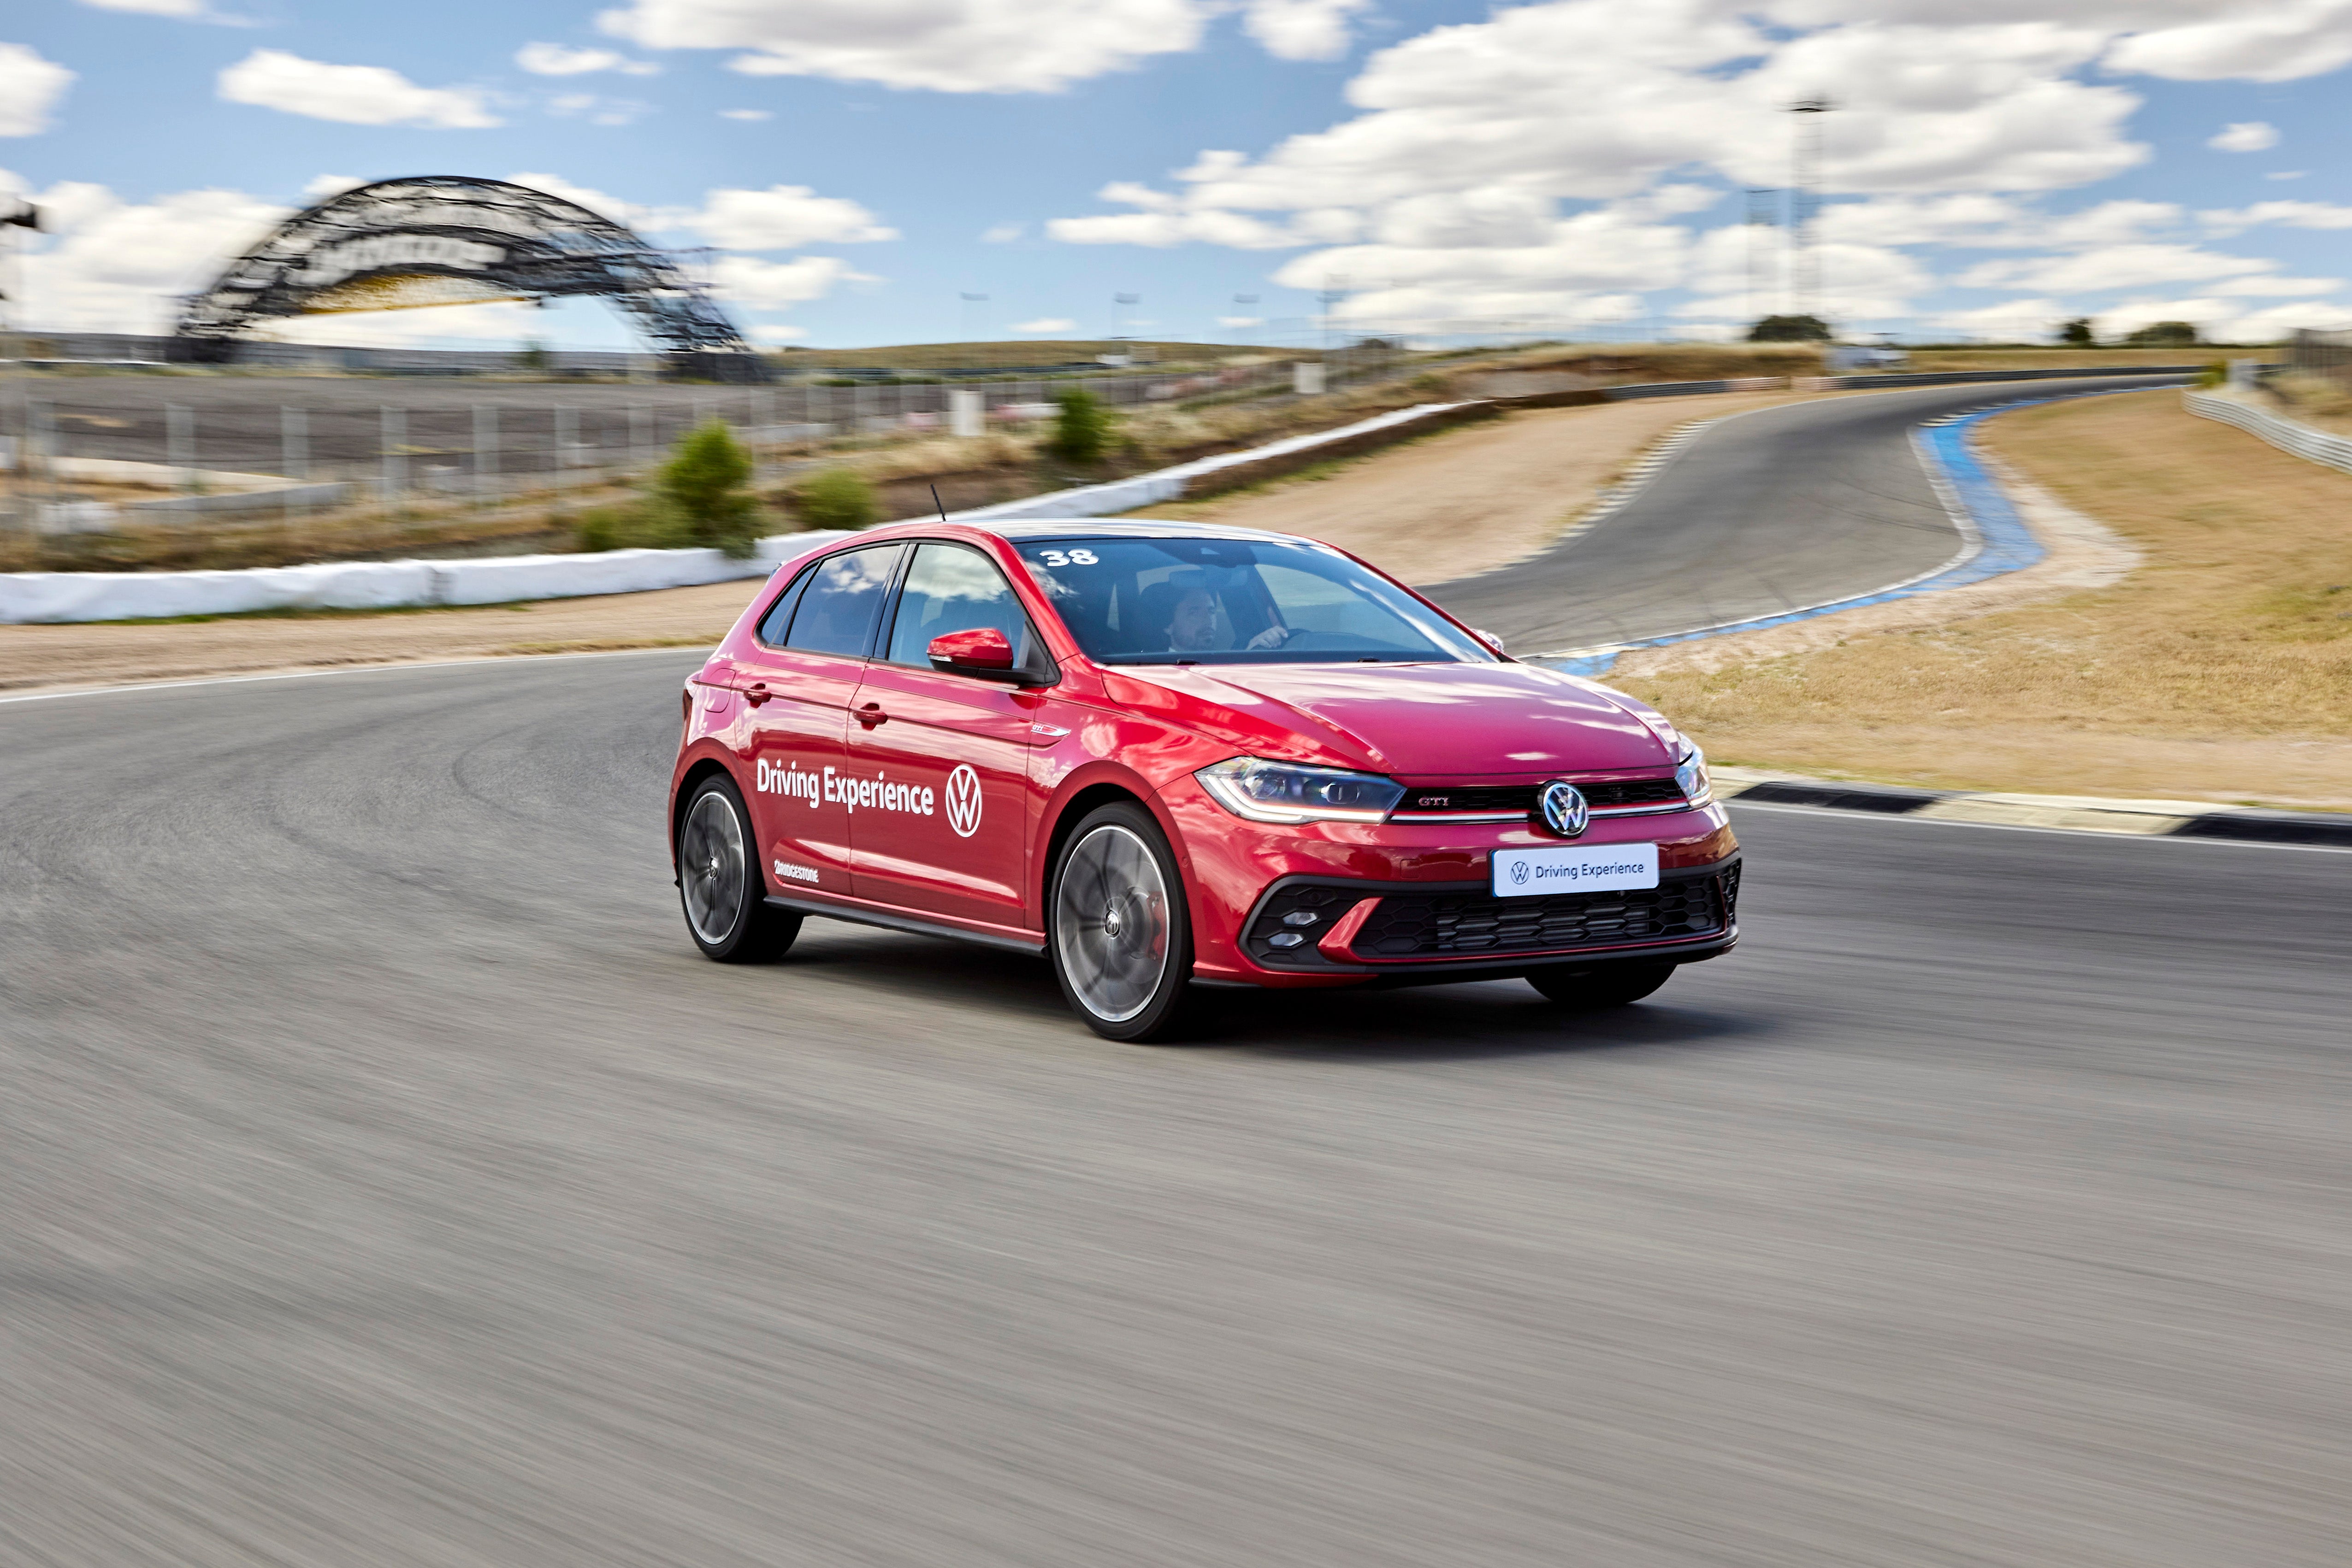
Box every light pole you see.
[1232,294,1259,348]
[1788,97,1834,325]
[1112,293,1139,354]
[959,293,987,371]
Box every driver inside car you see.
[1151,576,1291,653]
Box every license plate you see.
[1491,842,1660,898]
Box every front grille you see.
[1390,777,1686,817]
[1353,879,1723,958]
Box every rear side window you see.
[754,566,813,645]
[783,543,903,657]
[884,542,1038,668]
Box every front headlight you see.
[1674,741,1712,807]
[1194,756,1405,825]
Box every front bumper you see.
[1220,853,1740,986]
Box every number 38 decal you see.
[1035,548,1099,567]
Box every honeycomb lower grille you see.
[1353,878,1724,958]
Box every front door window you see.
[846,542,1051,928]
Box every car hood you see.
[1107,662,1677,776]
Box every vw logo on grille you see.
[944,763,984,838]
[1538,781,1590,837]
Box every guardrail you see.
[1819,364,2213,389]
[2181,389,2352,477]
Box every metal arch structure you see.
[172,175,772,383]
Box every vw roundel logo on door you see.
[944,763,984,838]
[1538,781,1590,837]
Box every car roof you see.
[947,518,1291,542]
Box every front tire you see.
[1048,802,1197,1042]
[1527,961,1675,1009]
[677,773,802,963]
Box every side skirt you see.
[763,893,1046,957]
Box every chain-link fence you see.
[0,346,1414,534]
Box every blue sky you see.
[5,0,2352,351]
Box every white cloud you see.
[981,221,1024,242]
[2104,6,2352,83]
[301,173,366,201]
[77,0,207,14]
[547,92,652,125]
[597,0,1213,93]
[2199,200,2352,236]
[1012,317,1076,332]
[2208,120,2279,152]
[0,44,75,136]
[718,107,771,120]
[749,322,808,342]
[1217,314,1264,327]
[680,184,896,248]
[2266,170,2308,180]
[1243,0,1370,61]
[9,181,287,332]
[2210,275,2341,297]
[504,171,649,224]
[516,42,657,76]
[708,253,865,308]
[217,49,500,128]
[2092,296,2352,342]
[1958,242,2279,294]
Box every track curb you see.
[1712,768,2352,846]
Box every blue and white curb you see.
[1533,388,2151,678]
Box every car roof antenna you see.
[931,484,949,523]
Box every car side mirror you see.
[929,627,1016,676]
[1473,628,1507,655]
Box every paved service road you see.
[1430,375,2184,654]
[3,652,2345,1568]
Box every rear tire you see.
[1047,801,1198,1042]
[1527,961,1675,1009]
[677,773,802,963]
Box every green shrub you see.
[2194,359,2228,389]
[1046,387,1115,466]
[656,420,760,557]
[573,501,689,553]
[1746,313,1832,342]
[793,467,880,531]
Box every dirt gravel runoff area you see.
[1616,388,2352,811]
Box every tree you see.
[1746,313,1832,342]
[516,338,552,374]
[794,467,878,532]
[2124,320,2199,347]
[2057,318,2096,346]
[657,420,760,557]
[1046,386,1115,466]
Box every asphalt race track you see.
[3,649,2346,1567]
[1431,374,2185,654]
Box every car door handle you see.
[743,682,772,707]
[856,702,888,727]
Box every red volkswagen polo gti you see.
[669,520,1739,1040]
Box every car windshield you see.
[1011,536,1493,666]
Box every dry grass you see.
[1615,389,2352,808]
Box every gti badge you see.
[1538,781,1590,837]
